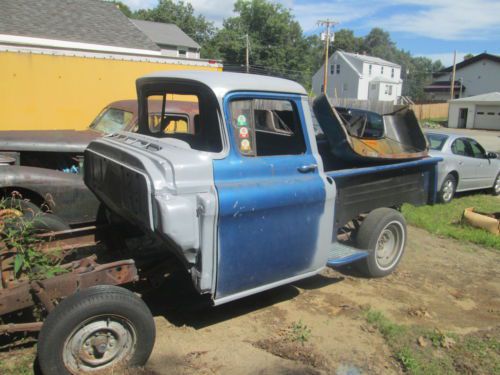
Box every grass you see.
[0,348,35,375]
[289,320,312,345]
[402,194,500,250]
[363,308,500,375]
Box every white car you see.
[426,132,500,203]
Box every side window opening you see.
[230,99,306,157]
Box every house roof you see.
[0,0,159,51]
[341,51,401,68]
[130,19,200,50]
[437,52,500,74]
[450,92,500,104]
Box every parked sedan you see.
[426,131,500,203]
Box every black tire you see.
[37,285,156,375]
[491,172,500,196]
[355,208,407,278]
[3,198,69,232]
[438,174,456,203]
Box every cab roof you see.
[138,71,307,98]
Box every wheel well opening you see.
[1,187,46,208]
[449,171,459,184]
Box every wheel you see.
[491,173,500,196]
[37,285,156,375]
[355,208,407,278]
[2,198,69,232]
[438,174,456,203]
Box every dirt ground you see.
[140,226,499,375]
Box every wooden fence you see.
[406,103,449,121]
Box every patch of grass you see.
[363,308,500,375]
[402,194,500,250]
[289,320,312,345]
[0,348,35,375]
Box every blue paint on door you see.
[213,92,326,298]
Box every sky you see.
[122,0,500,66]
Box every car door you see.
[450,138,478,190]
[213,93,332,301]
[467,138,498,188]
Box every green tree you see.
[209,0,312,86]
[107,1,132,17]
[331,29,363,54]
[463,53,474,60]
[131,0,216,54]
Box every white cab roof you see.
[139,70,307,98]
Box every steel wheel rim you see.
[63,314,136,373]
[375,221,405,270]
[495,175,500,194]
[442,180,454,202]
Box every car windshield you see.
[426,133,448,151]
[90,108,134,133]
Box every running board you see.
[327,242,368,267]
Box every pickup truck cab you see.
[85,71,440,304]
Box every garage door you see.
[475,105,500,130]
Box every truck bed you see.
[317,137,441,230]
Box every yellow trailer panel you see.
[0,50,221,131]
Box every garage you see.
[448,92,500,130]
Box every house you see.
[448,92,500,130]
[130,19,200,59]
[425,53,500,101]
[312,51,403,103]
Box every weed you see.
[395,346,420,373]
[0,196,67,281]
[289,320,312,345]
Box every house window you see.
[330,64,334,75]
[371,84,376,90]
[391,68,395,78]
[336,64,340,74]
[368,64,372,75]
[343,83,348,92]
[385,85,393,95]
[178,49,187,57]
[381,66,384,74]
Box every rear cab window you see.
[90,108,133,133]
[229,98,306,157]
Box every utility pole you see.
[450,50,457,100]
[317,19,338,95]
[245,33,250,74]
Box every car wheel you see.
[355,207,407,278]
[37,285,156,375]
[438,174,456,203]
[491,173,500,196]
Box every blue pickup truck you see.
[35,71,440,374]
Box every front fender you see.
[0,166,100,225]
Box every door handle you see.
[458,161,463,165]
[298,164,317,173]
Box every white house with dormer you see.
[312,51,403,103]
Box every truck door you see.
[213,93,332,301]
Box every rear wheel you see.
[355,208,407,278]
[37,285,156,375]
[491,173,500,196]
[438,174,456,203]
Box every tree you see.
[463,53,474,60]
[130,0,216,54]
[108,1,132,17]
[331,29,363,54]
[209,0,312,86]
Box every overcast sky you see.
[122,0,500,66]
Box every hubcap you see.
[494,175,500,194]
[63,315,136,373]
[442,179,454,202]
[375,221,404,270]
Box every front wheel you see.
[491,173,500,196]
[438,174,456,203]
[355,208,407,278]
[37,285,156,375]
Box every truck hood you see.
[0,129,102,153]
